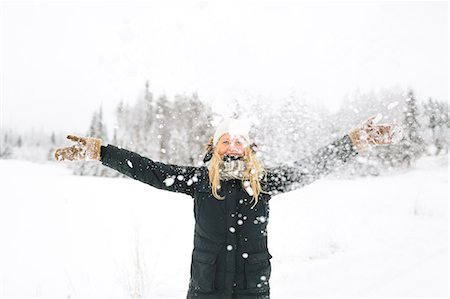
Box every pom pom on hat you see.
[213,118,251,146]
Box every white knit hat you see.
[213,118,251,146]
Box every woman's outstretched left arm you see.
[262,115,400,195]
[262,134,359,195]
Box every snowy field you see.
[0,155,448,298]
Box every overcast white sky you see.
[1,0,448,135]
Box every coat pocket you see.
[191,248,218,292]
[244,251,272,289]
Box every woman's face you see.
[217,133,247,157]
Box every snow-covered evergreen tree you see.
[186,92,214,165]
[0,132,12,159]
[400,90,426,166]
[423,98,449,155]
[140,81,156,158]
[74,105,112,176]
[155,94,171,163]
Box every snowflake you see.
[163,176,175,187]
[126,160,133,168]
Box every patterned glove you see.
[348,114,403,151]
[54,135,102,161]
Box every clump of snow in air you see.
[126,160,133,168]
[387,101,399,110]
[245,186,254,196]
[390,124,405,143]
[161,148,166,154]
[227,245,233,251]
[237,219,243,225]
[163,176,175,187]
[372,113,383,124]
[177,175,184,181]
[260,275,267,281]
[226,118,252,146]
[187,179,193,186]
[229,227,236,233]
[242,253,249,259]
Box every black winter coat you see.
[99,134,359,299]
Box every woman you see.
[55,116,398,299]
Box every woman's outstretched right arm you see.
[55,135,201,197]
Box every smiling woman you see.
[54,116,399,298]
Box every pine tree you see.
[115,99,132,148]
[423,98,439,155]
[424,98,450,155]
[141,81,155,157]
[155,95,171,162]
[75,105,110,176]
[0,132,12,159]
[47,131,57,161]
[186,92,214,165]
[399,90,425,167]
[16,136,22,148]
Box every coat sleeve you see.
[262,134,359,195]
[100,144,201,197]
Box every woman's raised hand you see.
[348,114,403,151]
[54,135,102,161]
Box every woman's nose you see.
[228,144,241,153]
[230,141,240,148]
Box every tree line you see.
[1,82,448,178]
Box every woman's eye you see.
[223,141,229,144]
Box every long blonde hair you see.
[205,137,268,209]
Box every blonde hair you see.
[205,137,268,209]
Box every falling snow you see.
[387,101,399,110]
[126,160,133,168]
[163,176,175,187]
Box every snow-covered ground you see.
[0,155,448,298]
